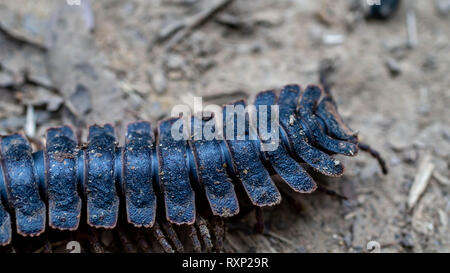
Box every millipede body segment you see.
[0,84,387,250]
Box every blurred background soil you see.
[0,0,448,252]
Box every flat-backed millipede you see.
[0,84,387,253]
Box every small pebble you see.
[149,69,168,94]
[402,150,418,164]
[293,247,308,253]
[165,54,186,70]
[322,34,345,45]
[400,232,415,249]
[70,84,92,114]
[436,0,450,16]
[385,58,401,77]
[344,233,353,248]
[0,71,15,87]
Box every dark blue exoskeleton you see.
[0,84,387,246]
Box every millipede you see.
[0,83,387,253]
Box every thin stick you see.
[433,171,450,186]
[264,231,295,247]
[165,0,234,50]
[406,8,418,48]
[408,153,434,210]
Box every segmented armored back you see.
[0,84,386,252]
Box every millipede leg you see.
[151,222,174,253]
[212,217,225,253]
[11,243,19,253]
[188,225,202,253]
[33,234,53,253]
[357,142,388,174]
[88,228,104,253]
[1,245,16,253]
[317,184,348,201]
[117,228,137,253]
[41,234,53,253]
[254,207,265,234]
[195,215,213,252]
[161,221,184,252]
[134,229,152,253]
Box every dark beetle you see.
[0,84,387,253]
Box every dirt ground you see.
[0,0,448,253]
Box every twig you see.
[25,104,36,138]
[224,234,241,252]
[164,0,234,51]
[433,171,450,186]
[0,27,47,51]
[265,231,296,247]
[258,234,277,253]
[408,153,434,210]
[406,8,418,48]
